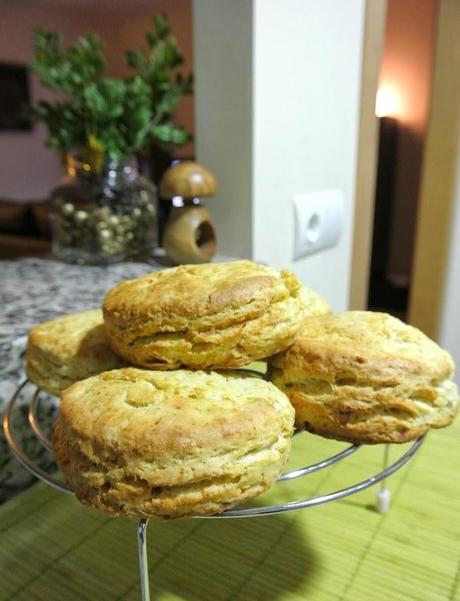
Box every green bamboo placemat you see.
[1,419,459,601]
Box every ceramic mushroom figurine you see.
[160,161,218,265]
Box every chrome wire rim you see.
[3,380,73,495]
[3,380,425,514]
[28,387,53,452]
[204,436,424,518]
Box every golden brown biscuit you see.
[268,311,459,444]
[53,368,294,519]
[26,310,125,395]
[102,260,304,369]
[299,286,331,317]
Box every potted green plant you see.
[29,14,192,264]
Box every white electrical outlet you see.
[293,189,344,260]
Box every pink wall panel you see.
[0,0,193,200]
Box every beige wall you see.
[193,0,253,259]
[0,0,193,199]
[349,0,388,310]
[409,0,460,372]
[378,0,438,283]
[251,0,365,311]
[194,0,367,310]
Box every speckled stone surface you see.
[0,257,159,502]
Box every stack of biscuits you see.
[25,260,458,520]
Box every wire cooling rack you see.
[3,380,424,601]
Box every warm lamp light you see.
[375,86,401,118]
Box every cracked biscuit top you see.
[102,260,305,369]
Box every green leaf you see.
[83,79,126,119]
[145,31,158,48]
[31,28,105,94]
[155,87,183,117]
[28,14,193,157]
[98,124,128,159]
[152,123,190,146]
[125,49,143,68]
[152,14,171,39]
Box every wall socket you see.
[293,189,344,260]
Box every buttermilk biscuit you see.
[26,310,125,395]
[53,368,294,519]
[102,260,304,369]
[300,287,331,317]
[268,311,459,444]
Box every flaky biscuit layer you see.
[299,286,331,317]
[26,310,125,395]
[268,311,458,443]
[102,261,304,369]
[53,368,294,518]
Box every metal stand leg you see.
[137,519,151,601]
[376,444,391,514]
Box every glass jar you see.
[50,156,158,264]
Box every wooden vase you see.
[163,205,218,265]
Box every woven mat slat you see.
[1,419,459,601]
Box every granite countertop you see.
[0,257,160,503]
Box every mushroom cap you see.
[160,161,217,199]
